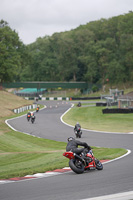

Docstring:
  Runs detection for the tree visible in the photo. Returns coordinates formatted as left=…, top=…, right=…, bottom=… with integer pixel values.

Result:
left=0, top=20, right=23, bottom=83
left=25, top=11, right=133, bottom=86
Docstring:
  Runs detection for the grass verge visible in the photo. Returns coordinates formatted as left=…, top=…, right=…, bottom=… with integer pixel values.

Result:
left=63, top=106, right=133, bottom=133
left=0, top=130, right=126, bottom=179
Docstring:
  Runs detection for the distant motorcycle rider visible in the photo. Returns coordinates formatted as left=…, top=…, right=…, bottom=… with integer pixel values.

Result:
left=74, top=122, right=82, bottom=138
left=30, top=111, right=35, bottom=119
left=74, top=122, right=81, bottom=132
left=66, top=137, right=91, bottom=157
left=29, top=111, right=35, bottom=124
left=36, top=105, right=40, bottom=112
left=27, top=111, right=31, bottom=121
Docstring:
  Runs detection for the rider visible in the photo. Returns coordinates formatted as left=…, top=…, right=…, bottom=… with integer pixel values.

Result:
left=30, top=111, right=35, bottom=118
left=27, top=111, right=31, bottom=120
left=77, top=102, right=81, bottom=107
left=30, top=111, right=34, bottom=116
left=74, top=122, right=81, bottom=132
left=66, top=137, right=91, bottom=159
left=36, top=105, right=40, bottom=112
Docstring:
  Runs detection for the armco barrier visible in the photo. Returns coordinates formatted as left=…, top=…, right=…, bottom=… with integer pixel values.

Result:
left=24, top=96, right=100, bottom=101
left=70, top=97, right=100, bottom=100
left=96, top=102, right=107, bottom=106
left=41, top=97, right=70, bottom=101
left=13, top=104, right=37, bottom=114
left=102, top=108, right=133, bottom=114
left=25, top=97, right=70, bottom=101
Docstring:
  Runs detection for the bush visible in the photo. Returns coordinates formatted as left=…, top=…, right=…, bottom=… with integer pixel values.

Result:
left=92, top=85, right=99, bottom=93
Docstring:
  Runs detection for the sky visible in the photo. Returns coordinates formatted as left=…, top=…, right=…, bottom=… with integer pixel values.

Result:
left=0, top=0, right=133, bottom=45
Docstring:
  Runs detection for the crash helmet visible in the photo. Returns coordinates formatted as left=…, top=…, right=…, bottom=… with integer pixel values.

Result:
left=67, top=137, right=74, bottom=142
left=30, top=112, right=33, bottom=116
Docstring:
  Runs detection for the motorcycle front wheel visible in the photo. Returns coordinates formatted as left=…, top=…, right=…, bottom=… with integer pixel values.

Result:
left=95, top=159, right=103, bottom=170
left=31, top=119, right=34, bottom=124
left=69, top=159, right=85, bottom=174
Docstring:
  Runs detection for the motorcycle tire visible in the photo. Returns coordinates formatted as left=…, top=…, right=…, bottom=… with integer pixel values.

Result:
left=31, top=119, right=34, bottom=124
left=69, top=159, right=85, bottom=174
left=95, top=159, right=103, bottom=170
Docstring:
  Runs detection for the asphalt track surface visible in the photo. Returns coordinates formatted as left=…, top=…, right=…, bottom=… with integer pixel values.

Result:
left=1, top=100, right=133, bottom=200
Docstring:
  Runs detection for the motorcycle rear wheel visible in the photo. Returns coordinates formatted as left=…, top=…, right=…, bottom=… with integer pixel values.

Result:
left=75, top=133, right=81, bottom=138
left=95, top=159, right=103, bottom=170
left=69, top=159, right=85, bottom=174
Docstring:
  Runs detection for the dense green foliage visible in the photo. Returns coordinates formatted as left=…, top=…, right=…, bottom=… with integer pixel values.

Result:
left=0, top=20, right=30, bottom=83
left=1, top=11, right=133, bottom=85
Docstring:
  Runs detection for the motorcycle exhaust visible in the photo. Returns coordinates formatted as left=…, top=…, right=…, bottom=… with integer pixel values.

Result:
left=74, top=153, right=85, bottom=162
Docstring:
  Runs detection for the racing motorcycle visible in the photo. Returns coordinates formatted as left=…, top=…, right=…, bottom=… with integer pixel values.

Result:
left=74, top=127, right=82, bottom=138
left=63, top=149, right=103, bottom=174
left=36, top=107, right=39, bottom=112
left=27, top=114, right=31, bottom=121
left=31, top=115, right=35, bottom=124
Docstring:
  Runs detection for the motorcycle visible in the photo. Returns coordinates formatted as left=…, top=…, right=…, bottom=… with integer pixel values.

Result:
left=63, top=149, right=103, bottom=174
left=36, top=107, right=39, bottom=112
left=27, top=114, right=31, bottom=122
left=74, top=127, right=82, bottom=138
left=31, top=115, right=35, bottom=124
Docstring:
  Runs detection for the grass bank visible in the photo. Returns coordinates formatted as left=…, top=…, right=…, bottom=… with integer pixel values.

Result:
left=0, top=90, right=33, bottom=118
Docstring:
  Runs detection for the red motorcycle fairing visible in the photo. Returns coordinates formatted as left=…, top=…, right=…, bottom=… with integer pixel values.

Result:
left=63, top=151, right=75, bottom=159
left=63, top=151, right=93, bottom=163
left=85, top=153, right=96, bottom=169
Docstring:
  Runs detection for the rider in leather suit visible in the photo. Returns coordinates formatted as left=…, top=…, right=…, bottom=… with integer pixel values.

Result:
left=74, top=122, right=81, bottom=132
left=66, top=137, right=91, bottom=155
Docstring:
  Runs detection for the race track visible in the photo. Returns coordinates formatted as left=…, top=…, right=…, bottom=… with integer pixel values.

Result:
left=1, top=100, right=133, bottom=200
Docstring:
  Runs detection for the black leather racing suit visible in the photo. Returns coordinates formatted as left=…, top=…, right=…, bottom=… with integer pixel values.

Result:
left=66, top=139, right=91, bottom=155
left=74, top=124, right=81, bottom=132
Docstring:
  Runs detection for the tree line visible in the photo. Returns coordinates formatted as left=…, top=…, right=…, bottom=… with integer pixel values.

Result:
left=0, top=11, right=133, bottom=87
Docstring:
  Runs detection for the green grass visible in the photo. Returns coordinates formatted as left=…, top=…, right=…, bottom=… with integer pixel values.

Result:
left=0, top=130, right=126, bottom=179
left=0, top=152, right=67, bottom=179
left=92, top=147, right=126, bottom=160
left=0, top=130, right=68, bottom=179
left=63, top=106, right=133, bottom=133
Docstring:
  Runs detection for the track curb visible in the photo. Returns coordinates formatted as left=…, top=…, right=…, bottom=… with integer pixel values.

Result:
left=0, top=160, right=109, bottom=184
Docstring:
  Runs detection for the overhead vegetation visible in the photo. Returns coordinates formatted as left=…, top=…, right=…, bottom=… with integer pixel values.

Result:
left=0, top=11, right=133, bottom=86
